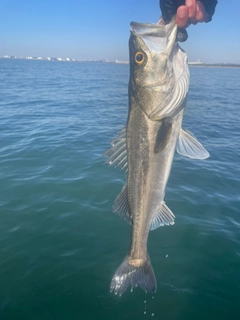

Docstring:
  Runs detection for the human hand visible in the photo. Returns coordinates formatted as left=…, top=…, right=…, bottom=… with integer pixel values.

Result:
left=176, top=0, right=209, bottom=28
left=160, top=0, right=217, bottom=41
left=160, top=0, right=217, bottom=28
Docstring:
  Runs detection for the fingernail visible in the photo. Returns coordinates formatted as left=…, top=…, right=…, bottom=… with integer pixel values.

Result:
left=196, top=3, right=199, bottom=11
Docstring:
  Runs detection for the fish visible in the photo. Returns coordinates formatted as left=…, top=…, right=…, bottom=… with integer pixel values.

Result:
left=105, top=18, right=209, bottom=296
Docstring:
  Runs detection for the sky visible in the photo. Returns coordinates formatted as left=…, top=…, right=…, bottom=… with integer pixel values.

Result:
left=0, top=0, right=240, bottom=63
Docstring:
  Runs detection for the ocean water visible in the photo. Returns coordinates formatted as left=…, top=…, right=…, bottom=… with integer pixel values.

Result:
left=0, top=58, right=240, bottom=320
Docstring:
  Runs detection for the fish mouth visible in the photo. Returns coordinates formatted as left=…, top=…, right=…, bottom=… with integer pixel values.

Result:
left=130, top=19, right=177, bottom=53
left=130, top=22, right=167, bottom=37
left=130, top=18, right=176, bottom=36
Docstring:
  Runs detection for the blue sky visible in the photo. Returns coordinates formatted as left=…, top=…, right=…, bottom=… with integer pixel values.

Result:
left=1, top=0, right=240, bottom=63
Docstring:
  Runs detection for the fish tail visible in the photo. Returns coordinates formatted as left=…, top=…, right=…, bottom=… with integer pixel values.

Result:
left=110, top=255, right=156, bottom=296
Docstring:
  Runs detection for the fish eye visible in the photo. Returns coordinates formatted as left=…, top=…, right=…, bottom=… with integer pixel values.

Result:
left=134, top=52, right=145, bottom=65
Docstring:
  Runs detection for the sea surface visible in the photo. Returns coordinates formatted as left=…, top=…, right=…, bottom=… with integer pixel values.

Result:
left=0, top=58, right=240, bottom=320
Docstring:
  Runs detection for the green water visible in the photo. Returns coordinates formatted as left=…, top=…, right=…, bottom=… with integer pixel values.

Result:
left=1, top=59, right=240, bottom=319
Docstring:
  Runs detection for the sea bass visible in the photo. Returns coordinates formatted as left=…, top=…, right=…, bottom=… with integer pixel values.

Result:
left=105, top=18, right=209, bottom=296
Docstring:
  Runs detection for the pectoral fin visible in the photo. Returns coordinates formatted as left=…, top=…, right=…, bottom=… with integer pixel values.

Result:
left=150, top=202, right=175, bottom=230
left=176, top=129, right=210, bottom=159
left=154, top=121, right=172, bottom=153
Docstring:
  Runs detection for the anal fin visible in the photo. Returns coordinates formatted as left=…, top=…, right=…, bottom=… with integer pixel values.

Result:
left=150, top=202, right=175, bottom=230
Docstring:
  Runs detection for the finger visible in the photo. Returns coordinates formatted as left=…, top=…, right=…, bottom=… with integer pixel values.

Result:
left=186, top=0, right=197, bottom=21
left=196, top=1, right=209, bottom=22
left=176, top=6, right=189, bottom=28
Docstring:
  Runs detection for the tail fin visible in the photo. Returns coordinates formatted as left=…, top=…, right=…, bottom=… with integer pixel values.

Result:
left=110, top=256, right=157, bottom=296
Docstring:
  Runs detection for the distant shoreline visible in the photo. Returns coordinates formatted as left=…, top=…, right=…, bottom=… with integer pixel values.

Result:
left=188, top=63, right=240, bottom=68
left=0, top=57, right=129, bottom=64
left=1, top=57, right=240, bottom=68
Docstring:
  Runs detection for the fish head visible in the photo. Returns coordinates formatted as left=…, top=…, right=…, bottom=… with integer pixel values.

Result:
left=129, top=19, right=188, bottom=120
left=129, top=22, right=175, bottom=86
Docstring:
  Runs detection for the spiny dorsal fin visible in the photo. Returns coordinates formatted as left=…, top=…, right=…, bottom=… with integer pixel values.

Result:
left=150, top=202, right=175, bottom=230
left=176, top=128, right=210, bottom=160
left=104, top=127, right=128, bottom=172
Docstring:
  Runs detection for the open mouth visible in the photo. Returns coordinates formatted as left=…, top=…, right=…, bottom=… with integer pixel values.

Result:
left=130, top=19, right=176, bottom=53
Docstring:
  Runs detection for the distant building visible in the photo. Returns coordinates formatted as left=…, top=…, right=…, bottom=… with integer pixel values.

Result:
left=188, top=59, right=203, bottom=65
left=115, top=59, right=129, bottom=64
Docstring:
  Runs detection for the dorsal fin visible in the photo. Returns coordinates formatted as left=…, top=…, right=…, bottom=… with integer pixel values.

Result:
left=113, top=184, right=132, bottom=224
left=104, top=127, right=128, bottom=172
